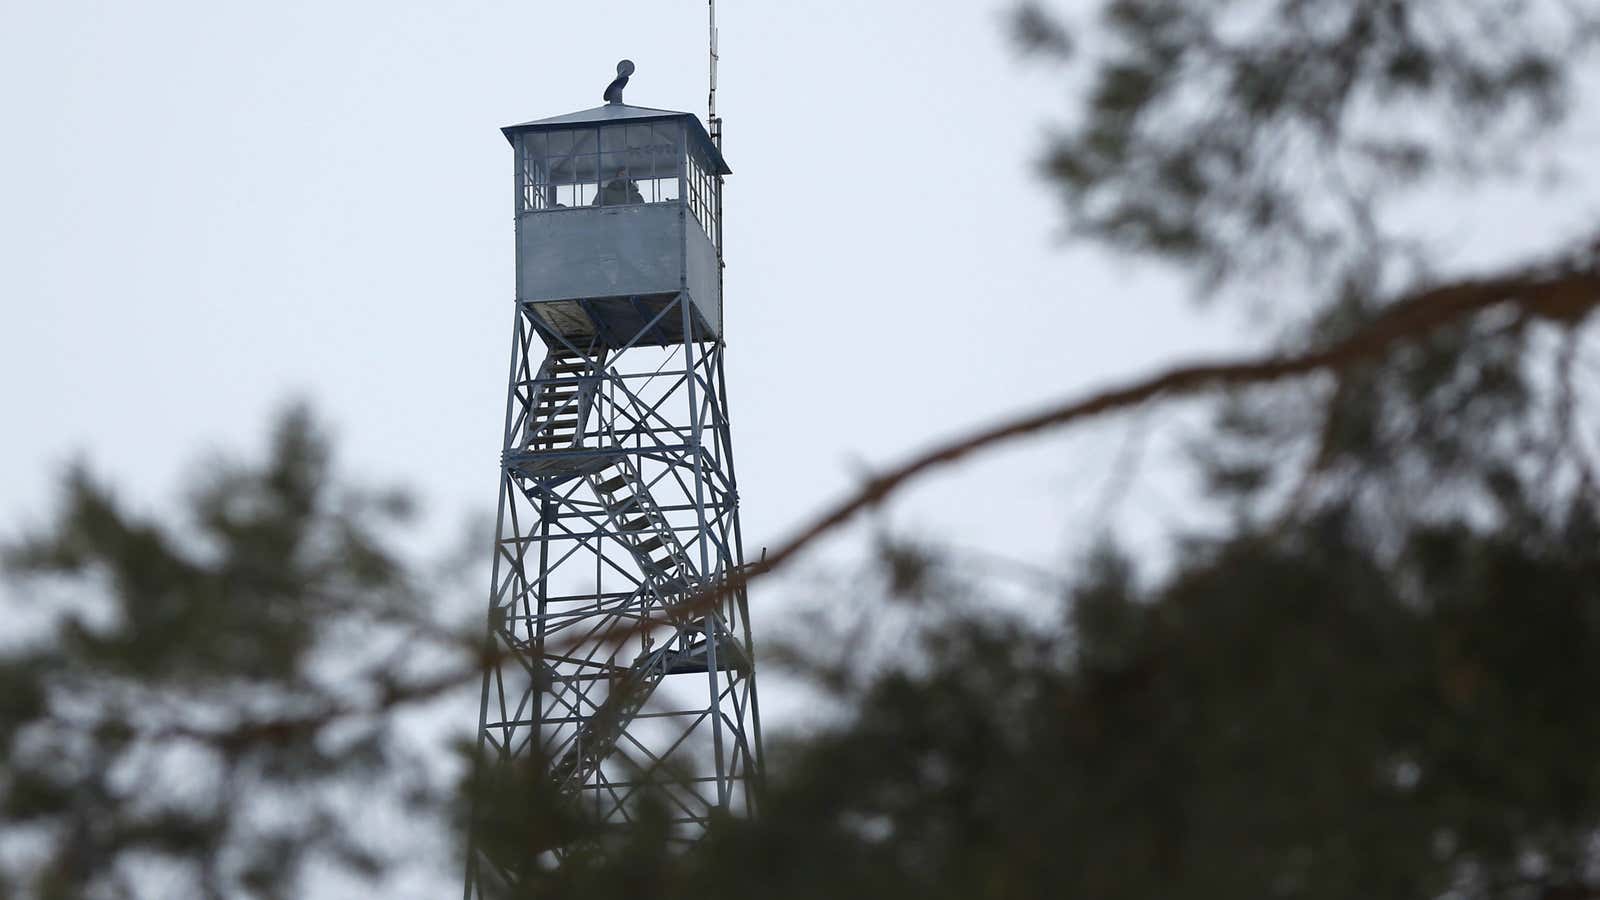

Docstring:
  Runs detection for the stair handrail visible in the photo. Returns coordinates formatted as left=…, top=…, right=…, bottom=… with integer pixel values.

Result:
left=550, top=637, right=682, bottom=789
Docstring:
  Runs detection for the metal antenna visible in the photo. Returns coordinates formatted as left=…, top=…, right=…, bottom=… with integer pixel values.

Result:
left=708, top=0, right=722, bottom=146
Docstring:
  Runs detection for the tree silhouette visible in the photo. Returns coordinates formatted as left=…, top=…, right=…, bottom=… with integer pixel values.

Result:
left=1, top=407, right=460, bottom=898
left=5, top=2, right=1600, bottom=897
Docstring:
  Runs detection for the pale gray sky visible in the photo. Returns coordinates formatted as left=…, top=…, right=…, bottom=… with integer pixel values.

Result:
left=5, top=3, right=1599, bottom=895
left=8, top=0, right=1600, bottom=676
left=0, top=8, right=1249, bottom=892
left=0, top=0, right=1249, bottom=589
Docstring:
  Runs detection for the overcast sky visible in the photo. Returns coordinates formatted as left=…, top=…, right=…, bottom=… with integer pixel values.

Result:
left=0, top=7, right=1254, bottom=891
left=0, top=0, right=1259, bottom=595
left=7, top=2, right=1600, bottom=895
left=7, top=0, right=1599, bottom=669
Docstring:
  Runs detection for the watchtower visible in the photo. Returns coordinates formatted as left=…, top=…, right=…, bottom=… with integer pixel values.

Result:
left=465, top=62, right=763, bottom=893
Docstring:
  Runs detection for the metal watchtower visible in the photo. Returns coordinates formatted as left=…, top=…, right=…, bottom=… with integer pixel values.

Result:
left=465, top=62, right=763, bottom=893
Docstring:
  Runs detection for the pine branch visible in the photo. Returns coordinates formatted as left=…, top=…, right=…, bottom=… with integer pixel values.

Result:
left=699, top=239, right=1600, bottom=606
left=158, top=240, right=1600, bottom=738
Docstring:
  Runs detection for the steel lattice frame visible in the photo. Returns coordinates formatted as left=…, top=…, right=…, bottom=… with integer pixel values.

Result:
left=464, top=292, right=763, bottom=896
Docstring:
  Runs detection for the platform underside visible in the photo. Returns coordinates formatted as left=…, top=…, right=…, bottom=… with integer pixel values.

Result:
left=526, top=292, right=717, bottom=348
left=503, top=446, right=623, bottom=482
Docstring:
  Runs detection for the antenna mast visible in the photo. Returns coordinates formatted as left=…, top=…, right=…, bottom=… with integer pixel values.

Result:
left=708, top=0, right=722, bottom=147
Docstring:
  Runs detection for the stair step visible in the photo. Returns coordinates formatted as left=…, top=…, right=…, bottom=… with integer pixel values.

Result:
left=620, top=517, right=651, bottom=532
left=608, top=497, right=638, bottom=515
left=597, top=475, right=628, bottom=493
left=548, top=641, right=673, bottom=790
left=635, top=536, right=664, bottom=553
left=548, top=362, right=590, bottom=375
left=652, top=555, right=677, bottom=570
left=547, top=346, right=594, bottom=359
left=656, top=577, right=692, bottom=595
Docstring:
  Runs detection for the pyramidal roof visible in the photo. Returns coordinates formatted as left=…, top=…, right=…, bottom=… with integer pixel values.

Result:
left=504, top=102, right=688, bottom=129
left=501, top=102, right=730, bottom=174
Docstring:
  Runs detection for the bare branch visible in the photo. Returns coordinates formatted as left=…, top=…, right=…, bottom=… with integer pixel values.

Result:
left=706, top=244, right=1600, bottom=604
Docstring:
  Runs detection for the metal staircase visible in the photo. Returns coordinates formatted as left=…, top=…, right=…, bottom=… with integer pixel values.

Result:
left=520, top=342, right=747, bottom=798
left=549, top=639, right=674, bottom=789
left=522, top=344, right=603, bottom=453
left=548, top=622, right=747, bottom=794
left=590, top=456, right=701, bottom=615
left=469, top=91, right=762, bottom=896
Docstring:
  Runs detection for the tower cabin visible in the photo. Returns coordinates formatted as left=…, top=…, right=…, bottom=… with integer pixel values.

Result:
left=503, top=93, right=729, bottom=347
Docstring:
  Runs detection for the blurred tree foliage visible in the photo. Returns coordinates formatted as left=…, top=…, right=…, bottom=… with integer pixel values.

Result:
left=0, top=407, right=454, bottom=898
left=6, top=2, right=1600, bottom=898
left=517, top=2, right=1600, bottom=898
left=1007, top=0, right=1600, bottom=540
left=1019, top=0, right=1598, bottom=294
left=515, top=504, right=1600, bottom=900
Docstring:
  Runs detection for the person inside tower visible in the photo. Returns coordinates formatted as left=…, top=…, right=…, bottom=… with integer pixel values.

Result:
left=594, top=167, right=644, bottom=206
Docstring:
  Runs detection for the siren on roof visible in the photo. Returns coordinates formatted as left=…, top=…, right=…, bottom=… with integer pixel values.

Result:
left=603, top=59, right=635, bottom=104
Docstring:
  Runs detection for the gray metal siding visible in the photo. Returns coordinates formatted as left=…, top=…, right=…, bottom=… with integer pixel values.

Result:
left=517, top=204, right=685, bottom=303
left=685, top=221, right=721, bottom=334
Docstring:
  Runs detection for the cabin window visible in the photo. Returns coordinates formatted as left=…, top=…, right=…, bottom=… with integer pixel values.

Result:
left=519, top=123, right=683, bottom=212
left=685, top=144, right=721, bottom=248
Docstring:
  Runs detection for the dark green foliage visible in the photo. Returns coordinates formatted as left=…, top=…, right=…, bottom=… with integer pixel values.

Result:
left=512, top=501, right=1600, bottom=899
left=461, top=748, right=695, bottom=899
left=0, top=404, right=438, bottom=898
left=511, top=4, right=1600, bottom=896
left=1010, top=1, right=1073, bottom=58
left=1018, top=0, right=1600, bottom=293
left=7, top=3, right=1600, bottom=897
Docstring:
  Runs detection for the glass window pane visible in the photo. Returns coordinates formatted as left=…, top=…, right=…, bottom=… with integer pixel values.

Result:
left=518, top=122, right=706, bottom=210
left=653, top=122, right=682, bottom=154
left=554, top=154, right=599, bottom=187
left=523, top=132, right=546, bottom=162
left=528, top=162, right=553, bottom=201
left=599, top=154, right=644, bottom=205
left=599, top=152, right=630, bottom=179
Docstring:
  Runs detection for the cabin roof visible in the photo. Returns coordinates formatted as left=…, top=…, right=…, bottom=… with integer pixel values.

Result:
left=502, top=103, right=730, bottom=175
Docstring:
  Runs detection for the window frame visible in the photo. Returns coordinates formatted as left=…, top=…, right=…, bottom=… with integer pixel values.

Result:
left=517, top=120, right=689, bottom=214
